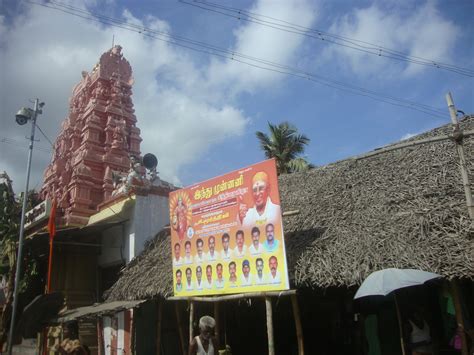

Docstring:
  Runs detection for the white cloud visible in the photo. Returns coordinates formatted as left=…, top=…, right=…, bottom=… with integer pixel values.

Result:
left=322, top=2, right=459, bottom=78
left=207, top=0, right=316, bottom=97
left=0, top=0, right=315, bottom=190
left=400, top=132, right=416, bottom=140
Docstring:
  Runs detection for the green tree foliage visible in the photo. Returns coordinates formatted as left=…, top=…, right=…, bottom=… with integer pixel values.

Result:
left=256, top=122, right=313, bottom=174
left=0, top=172, right=43, bottom=346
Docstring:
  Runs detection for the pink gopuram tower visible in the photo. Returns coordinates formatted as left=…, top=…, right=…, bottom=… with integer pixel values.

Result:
left=41, top=46, right=142, bottom=226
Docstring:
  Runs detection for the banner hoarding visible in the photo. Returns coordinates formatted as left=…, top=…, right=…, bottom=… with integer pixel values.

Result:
left=170, top=159, right=289, bottom=296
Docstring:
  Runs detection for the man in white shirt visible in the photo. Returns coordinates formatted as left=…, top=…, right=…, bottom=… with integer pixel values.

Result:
left=220, top=233, right=233, bottom=259
left=195, top=266, right=204, bottom=291
left=249, top=226, right=263, bottom=256
left=233, top=230, right=247, bottom=258
left=240, top=259, right=253, bottom=286
left=204, top=265, right=213, bottom=289
left=173, top=242, right=183, bottom=266
left=184, top=241, right=193, bottom=264
left=214, top=263, right=225, bottom=289
left=185, top=267, right=194, bottom=291
left=238, top=171, right=281, bottom=228
left=268, top=256, right=281, bottom=284
left=175, top=269, right=183, bottom=292
left=255, top=258, right=266, bottom=285
left=228, top=261, right=238, bottom=287
left=206, top=235, right=217, bottom=261
left=194, top=238, right=205, bottom=263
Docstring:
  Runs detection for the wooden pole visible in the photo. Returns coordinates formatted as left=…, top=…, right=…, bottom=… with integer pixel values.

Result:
left=189, top=301, right=195, bottom=344
left=168, top=289, right=297, bottom=302
left=290, top=294, right=304, bottom=355
left=446, top=92, right=474, bottom=219
left=213, top=302, right=220, bottom=347
left=265, top=297, right=275, bottom=355
left=175, top=303, right=186, bottom=355
left=394, top=294, right=406, bottom=355
left=156, top=299, right=163, bottom=355
left=451, top=281, right=469, bottom=355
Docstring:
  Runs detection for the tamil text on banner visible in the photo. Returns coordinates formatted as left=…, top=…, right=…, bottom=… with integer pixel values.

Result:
left=169, top=158, right=289, bottom=296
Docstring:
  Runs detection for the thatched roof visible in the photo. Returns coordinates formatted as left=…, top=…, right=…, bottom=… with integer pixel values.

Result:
left=106, top=116, right=474, bottom=301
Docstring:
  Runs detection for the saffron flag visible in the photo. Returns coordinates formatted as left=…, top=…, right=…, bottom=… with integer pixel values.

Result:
left=47, top=199, right=56, bottom=240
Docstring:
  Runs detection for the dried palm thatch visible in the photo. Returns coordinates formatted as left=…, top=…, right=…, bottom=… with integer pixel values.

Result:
left=280, top=115, right=474, bottom=288
left=107, top=116, right=474, bottom=301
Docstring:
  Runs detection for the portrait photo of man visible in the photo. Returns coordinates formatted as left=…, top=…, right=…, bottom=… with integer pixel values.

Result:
left=234, top=230, right=247, bottom=258
left=175, top=269, right=183, bottom=292
left=206, top=235, right=217, bottom=261
left=238, top=171, right=281, bottom=228
left=263, top=223, right=279, bottom=253
left=255, top=258, right=266, bottom=285
left=240, top=259, right=253, bottom=286
left=195, top=238, right=205, bottom=263
left=205, top=265, right=213, bottom=289
left=195, top=266, right=203, bottom=291
left=249, top=226, right=263, bottom=255
left=185, top=267, right=194, bottom=291
left=221, top=233, right=233, bottom=259
left=228, top=261, right=237, bottom=286
left=215, top=263, right=224, bottom=289
left=268, top=256, right=281, bottom=284
left=173, top=242, right=183, bottom=266
left=184, top=241, right=193, bottom=264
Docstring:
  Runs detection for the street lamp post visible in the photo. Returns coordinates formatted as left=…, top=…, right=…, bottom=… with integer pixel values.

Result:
left=7, top=98, right=44, bottom=355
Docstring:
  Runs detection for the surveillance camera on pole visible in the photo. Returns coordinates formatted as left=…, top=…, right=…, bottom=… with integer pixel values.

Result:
left=7, top=99, right=44, bottom=355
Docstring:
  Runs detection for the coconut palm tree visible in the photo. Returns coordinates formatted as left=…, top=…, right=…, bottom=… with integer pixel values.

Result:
left=256, top=121, right=313, bottom=174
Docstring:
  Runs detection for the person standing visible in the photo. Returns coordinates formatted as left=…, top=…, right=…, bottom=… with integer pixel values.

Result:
left=189, top=316, right=219, bottom=355
left=404, top=309, right=434, bottom=355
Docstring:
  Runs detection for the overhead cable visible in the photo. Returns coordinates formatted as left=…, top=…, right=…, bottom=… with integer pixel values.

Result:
left=29, top=0, right=447, bottom=118
left=180, top=0, right=474, bottom=77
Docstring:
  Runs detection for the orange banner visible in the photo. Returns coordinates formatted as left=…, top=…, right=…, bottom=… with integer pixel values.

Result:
left=170, top=159, right=289, bottom=296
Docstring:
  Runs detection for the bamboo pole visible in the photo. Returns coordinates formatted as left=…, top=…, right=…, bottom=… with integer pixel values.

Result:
left=451, top=281, right=468, bottom=355
left=189, top=301, right=195, bottom=344
left=175, top=303, right=186, bottom=355
left=282, top=210, right=300, bottom=217
left=156, top=299, right=163, bottom=355
left=290, top=294, right=304, bottom=355
left=394, top=294, right=406, bottom=355
left=167, top=289, right=297, bottom=302
left=213, top=302, right=220, bottom=347
left=446, top=93, right=474, bottom=219
left=265, top=297, right=275, bottom=355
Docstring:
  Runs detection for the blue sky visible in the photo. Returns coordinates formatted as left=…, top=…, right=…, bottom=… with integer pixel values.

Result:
left=1, top=0, right=473, bottom=191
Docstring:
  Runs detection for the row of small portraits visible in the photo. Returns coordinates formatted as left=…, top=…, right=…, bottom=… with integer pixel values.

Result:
left=175, top=255, right=282, bottom=292
left=173, top=224, right=280, bottom=265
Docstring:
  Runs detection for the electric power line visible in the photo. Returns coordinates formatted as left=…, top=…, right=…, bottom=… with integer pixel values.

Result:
left=180, top=0, right=474, bottom=77
left=35, top=123, right=55, bottom=147
left=29, top=0, right=448, bottom=119
left=0, top=136, right=51, bottom=153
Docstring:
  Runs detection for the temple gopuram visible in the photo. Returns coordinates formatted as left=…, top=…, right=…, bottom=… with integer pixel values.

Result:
left=41, top=45, right=150, bottom=226
left=16, top=47, right=175, bottom=354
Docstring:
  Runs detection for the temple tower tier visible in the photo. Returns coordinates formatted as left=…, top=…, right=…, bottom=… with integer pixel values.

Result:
left=41, top=46, right=143, bottom=226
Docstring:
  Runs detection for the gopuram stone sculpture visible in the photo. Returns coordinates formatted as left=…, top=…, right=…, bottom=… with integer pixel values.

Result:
left=41, top=46, right=168, bottom=226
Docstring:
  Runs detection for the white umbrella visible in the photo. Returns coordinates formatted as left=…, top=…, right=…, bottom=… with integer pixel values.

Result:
left=354, top=268, right=442, bottom=355
left=354, top=268, right=442, bottom=299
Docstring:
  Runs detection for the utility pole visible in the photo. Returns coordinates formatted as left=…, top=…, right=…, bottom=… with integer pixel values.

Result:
left=7, top=99, right=43, bottom=355
left=446, top=92, right=474, bottom=219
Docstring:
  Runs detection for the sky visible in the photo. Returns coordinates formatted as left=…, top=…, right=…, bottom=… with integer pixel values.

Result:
left=1, top=0, right=473, bottom=193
